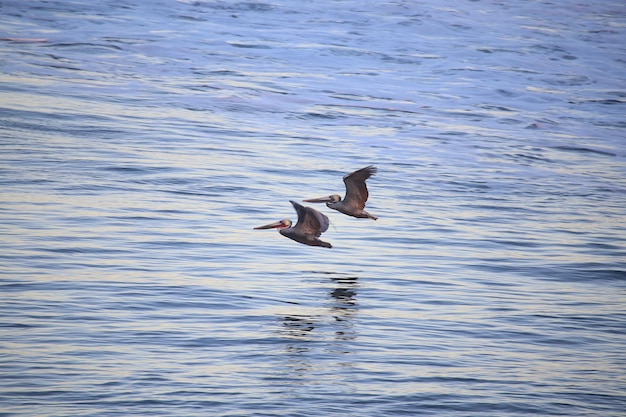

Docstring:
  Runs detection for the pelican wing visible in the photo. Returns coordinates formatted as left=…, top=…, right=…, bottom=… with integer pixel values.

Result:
left=290, top=200, right=329, bottom=237
left=310, top=206, right=330, bottom=234
left=342, top=165, right=377, bottom=210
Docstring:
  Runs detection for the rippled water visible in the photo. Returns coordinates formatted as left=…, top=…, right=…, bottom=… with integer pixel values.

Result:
left=1, top=1, right=625, bottom=416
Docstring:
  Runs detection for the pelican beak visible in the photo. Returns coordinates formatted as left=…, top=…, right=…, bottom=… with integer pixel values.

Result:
left=254, top=221, right=284, bottom=230
left=303, top=195, right=333, bottom=203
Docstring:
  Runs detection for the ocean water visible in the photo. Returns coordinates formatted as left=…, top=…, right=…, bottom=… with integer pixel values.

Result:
left=1, top=1, right=625, bottom=416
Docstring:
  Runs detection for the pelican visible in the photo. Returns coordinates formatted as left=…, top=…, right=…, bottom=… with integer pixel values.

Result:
left=254, top=200, right=332, bottom=248
left=304, top=165, right=378, bottom=220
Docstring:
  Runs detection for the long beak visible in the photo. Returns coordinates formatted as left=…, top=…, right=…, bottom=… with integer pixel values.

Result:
left=254, top=221, right=284, bottom=230
left=303, top=196, right=333, bottom=203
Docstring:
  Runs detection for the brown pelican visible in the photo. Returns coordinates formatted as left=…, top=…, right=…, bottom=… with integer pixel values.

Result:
left=304, top=165, right=378, bottom=220
left=254, top=200, right=332, bottom=248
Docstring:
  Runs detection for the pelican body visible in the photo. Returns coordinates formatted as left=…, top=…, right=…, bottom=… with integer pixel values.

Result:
left=254, top=200, right=332, bottom=248
left=304, top=165, right=378, bottom=220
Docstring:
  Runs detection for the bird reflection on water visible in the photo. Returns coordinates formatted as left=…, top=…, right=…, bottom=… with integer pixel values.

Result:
left=327, top=276, right=359, bottom=345
left=273, top=274, right=360, bottom=382
left=278, top=275, right=359, bottom=341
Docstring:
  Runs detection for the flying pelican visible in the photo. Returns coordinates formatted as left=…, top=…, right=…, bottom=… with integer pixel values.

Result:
left=304, top=165, right=378, bottom=220
left=254, top=200, right=332, bottom=248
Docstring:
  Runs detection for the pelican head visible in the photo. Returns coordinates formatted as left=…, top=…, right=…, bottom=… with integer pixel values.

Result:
left=253, top=219, right=292, bottom=230
left=303, top=194, right=341, bottom=206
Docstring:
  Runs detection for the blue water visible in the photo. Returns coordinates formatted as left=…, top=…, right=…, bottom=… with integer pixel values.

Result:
left=1, top=1, right=625, bottom=416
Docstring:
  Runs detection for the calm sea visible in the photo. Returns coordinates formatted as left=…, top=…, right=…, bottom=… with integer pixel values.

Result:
left=1, top=1, right=625, bottom=416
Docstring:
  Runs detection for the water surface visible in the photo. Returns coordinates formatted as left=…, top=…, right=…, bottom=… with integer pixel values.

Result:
left=1, top=1, right=625, bottom=416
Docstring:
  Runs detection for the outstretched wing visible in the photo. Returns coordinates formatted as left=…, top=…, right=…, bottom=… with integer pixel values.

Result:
left=343, top=165, right=377, bottom=210
left=290, top=200, right=329, bottom=237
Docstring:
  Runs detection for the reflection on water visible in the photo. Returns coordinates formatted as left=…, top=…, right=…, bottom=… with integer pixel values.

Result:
left=328, top=276, right=359, bottom=344
left=277, top=274, right=359, bottom=344
left=281, top=315, right=316, bottom=338
left=274, top=274, right=360, bottom=384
